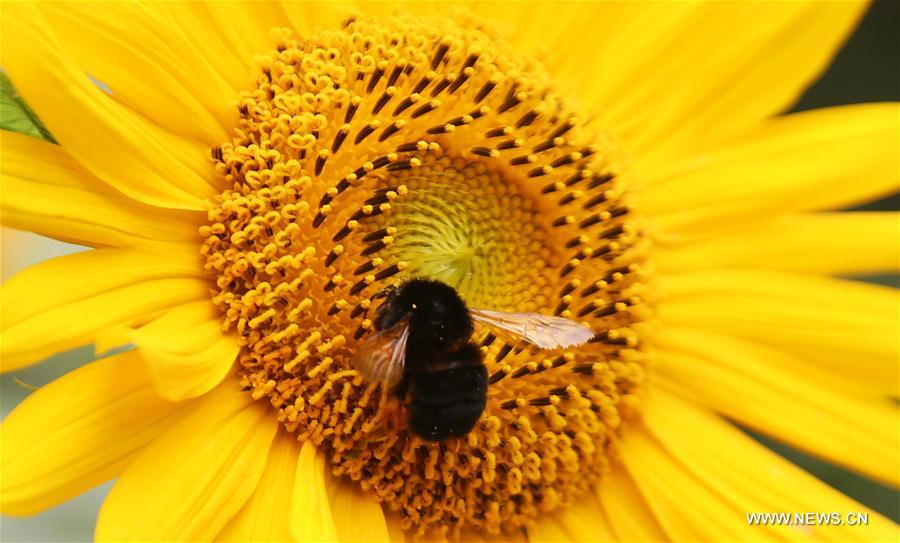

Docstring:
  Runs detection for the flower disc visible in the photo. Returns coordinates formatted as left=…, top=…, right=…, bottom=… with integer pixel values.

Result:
left=201, top=14, right=651, bottom=536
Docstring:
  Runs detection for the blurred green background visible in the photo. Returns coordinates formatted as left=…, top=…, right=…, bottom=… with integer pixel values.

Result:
left=1, top=1, right=898, bottom=541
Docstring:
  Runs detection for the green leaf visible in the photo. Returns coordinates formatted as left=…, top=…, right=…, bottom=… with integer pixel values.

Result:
left=1, top=71, right=56, bottom=143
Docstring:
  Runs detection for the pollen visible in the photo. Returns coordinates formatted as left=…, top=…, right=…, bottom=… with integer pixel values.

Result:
left=201, top=13, right=651, bottom=538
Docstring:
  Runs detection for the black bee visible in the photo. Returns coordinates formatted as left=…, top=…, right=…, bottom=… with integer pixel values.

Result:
left=352, top=278, right=594, bottom=441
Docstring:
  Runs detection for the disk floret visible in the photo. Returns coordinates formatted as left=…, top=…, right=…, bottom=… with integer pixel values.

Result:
left=201, top=14, right=650, bottom=536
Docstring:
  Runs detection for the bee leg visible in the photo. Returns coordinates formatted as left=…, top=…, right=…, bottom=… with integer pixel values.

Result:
left=372, top=282, right=400, bottom=300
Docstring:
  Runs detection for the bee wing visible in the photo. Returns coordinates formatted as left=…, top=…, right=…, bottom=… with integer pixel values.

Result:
left=351, top=321, right=409, bottom=387
left=469, top=309, right=594, bottom=349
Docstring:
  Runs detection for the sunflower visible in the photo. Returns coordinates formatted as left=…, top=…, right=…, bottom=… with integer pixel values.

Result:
left=1, top=1, right=898, bottom=542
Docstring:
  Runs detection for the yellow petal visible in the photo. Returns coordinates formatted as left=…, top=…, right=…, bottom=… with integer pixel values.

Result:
left=655, top=328, right=899, bottom=486
left=527, top=489, right=616, bottom=543
left=634, top=389, right=898, bottom=542
left=641, top=103, right=900, bottom=238
left=459, top=526, right=527, bottom=543
left=1, top=3, right=214, bottom=210
left=0, top=227, right=82, bottom=282
left=1, top=131, right=203, bottom=248
left=37, top=2, right=234, bottom=145
left=280, top=0, right=349, bottom=35
left=658, top=269, right=900, bottom=394
left=620, top=423, right=761, bottom=542
left=193, top=1, right=289, bottom=75
left=95, top=379, right=278, bottom=542
left=128, top=301, right=239, bottom=401
left=1, top=247, right=208, bottom=372
left=217, top=431, right=300, bottom=543
left=0, top=351, right=187, bottom=516
left=396, top=1, right=863, bottom=166
left=291, top=441, right=338, bottom=542
left=385, top=512, right=408, bottom=543
left=656, top=212, right=900, bottom=275
left=328, top=467, right=392, bottom=543
left=616, top=1, right=868, bottom=166
left=149, top=1, right=269, bottom=93
left=596, top=466, right=668, bottom=542
left=288, top=442, right=391, bottom=542
left=491, top=0, right=699, bottom=100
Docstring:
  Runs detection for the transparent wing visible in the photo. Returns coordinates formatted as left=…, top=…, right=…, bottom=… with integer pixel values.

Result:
left=469, top=309, right=594, bottom=349
left=351, top=321, right=409, bottom=387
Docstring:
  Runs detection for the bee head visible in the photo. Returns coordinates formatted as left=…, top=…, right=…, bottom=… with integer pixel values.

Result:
left=381, top=278, right=473, bottom=348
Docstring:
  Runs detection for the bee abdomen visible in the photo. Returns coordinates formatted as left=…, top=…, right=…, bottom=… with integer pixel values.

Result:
left=408, top=364, right=487, bottom=441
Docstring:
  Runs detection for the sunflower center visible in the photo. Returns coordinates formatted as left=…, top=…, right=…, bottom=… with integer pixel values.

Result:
left=202, top=13, right=650, bottom=537
left=363, top=155, right=560, bottom=312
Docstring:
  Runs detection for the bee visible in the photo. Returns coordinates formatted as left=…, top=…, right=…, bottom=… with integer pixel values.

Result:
left=352, top=278, right=594, bottom=441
